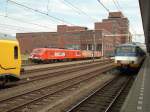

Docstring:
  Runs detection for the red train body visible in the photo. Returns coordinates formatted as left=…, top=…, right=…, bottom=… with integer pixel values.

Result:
left=29, top=48, right=101, bottom=63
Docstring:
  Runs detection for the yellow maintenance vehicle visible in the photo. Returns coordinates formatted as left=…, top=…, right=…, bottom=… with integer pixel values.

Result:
left=0, top=34, right=21, bottom=86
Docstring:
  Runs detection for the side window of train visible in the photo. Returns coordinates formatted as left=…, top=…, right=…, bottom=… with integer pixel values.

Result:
left=137, top=47, right=140, bottom=56
left=136, top=47, right=141, bottom=56
left=14, top=46, right=18, bottom=59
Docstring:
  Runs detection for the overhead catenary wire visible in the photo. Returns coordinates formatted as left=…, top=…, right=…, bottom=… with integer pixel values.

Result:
left=62, top=0, right=99, bottom=21
left=0, top=14, right=54, bottom=30
left=2, top=0, right=138, bottom=37
left=2, top=0, right=55, bottom=31
left=112, top=0, right=120, bottom=11
left=61, top=1, right=81, bottom=15
left=47, top=0, right=50, bottom=14
left=0, top=23, right=48, bottom=33
left=8, top=0, right=76, bottom=25
left=5, top=0, right=9, bottom=17
left=111, top=0, right=137, bottom=36
left=0, top=24, right=25, bottom=32
left=7, top=0, right=63, bottom=24
left=96, top=0, right=138, bottom=42
left=97, top=0, right=110, bottom=13
left=0, top=23, right=39, bottom=31
left=114, top=0, right=123, bottom=10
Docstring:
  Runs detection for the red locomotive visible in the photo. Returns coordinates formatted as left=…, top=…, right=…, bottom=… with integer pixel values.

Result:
left=29, top=48, right=101, bottom=63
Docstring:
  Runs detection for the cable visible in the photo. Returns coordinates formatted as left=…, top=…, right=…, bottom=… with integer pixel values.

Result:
left=96, top=0, right=137, bottom=43
left=5, top=0, right=9, bottom=17
left=47, top=0, right=50, bottom=14
left=115, top=0, right=123, bottom=10
left=110, top=0, right=137, bottom=38
left=0, top=23, right=42, bottom=32
left=8, top=0, right=60, bottom=24
left=97, top=0, right=110, bottom=13
left=61, top=1, right=81, bottom=15
left=0, top=25, right=23, bottom=31
left=112, top=0, right=120, bottom=11
left=63, top=0, right=98, bottom=21
left=0, top=23, right=36, bottom=31
left=8, top=0, right=75, bottom=25
left=2, top=1, right=55, bottom=31
left=0, top=14, right=54, bottom=30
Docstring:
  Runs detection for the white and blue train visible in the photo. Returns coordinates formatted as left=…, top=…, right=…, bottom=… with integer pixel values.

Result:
left=114, top=43, right=146, bottom=68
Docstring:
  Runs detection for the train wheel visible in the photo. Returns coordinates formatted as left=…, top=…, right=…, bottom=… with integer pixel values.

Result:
left=0, top=79, right=6, bottom=88
left=43, top=60, right=49, bottom=64
left=63, top=59, right=67, bottom=62
left=54, top=60, right=57, bottom=62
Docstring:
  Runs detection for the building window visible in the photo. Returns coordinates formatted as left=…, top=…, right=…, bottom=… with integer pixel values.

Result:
left=96, top=44, right=102, bottom=51
left=81, top=44, right=87, bottom=50
left=65, top=44, right=80, bottom=50
left=88, top=44, right=92, bottom=50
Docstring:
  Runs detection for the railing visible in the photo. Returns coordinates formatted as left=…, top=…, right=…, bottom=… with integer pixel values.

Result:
left=21, top=59, right=34, bottom=66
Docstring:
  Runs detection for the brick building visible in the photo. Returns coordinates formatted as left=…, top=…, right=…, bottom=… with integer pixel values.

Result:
left=16, top=11, right=131, bottom=56
left=95, top=11, right=131, bottom=46
left=17, top=32, right=59, bottom=54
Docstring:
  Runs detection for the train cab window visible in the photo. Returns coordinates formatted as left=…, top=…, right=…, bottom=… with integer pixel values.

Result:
left=116, top=46, right=135, bottom=53
left=14, top=46, right=18, bottom=59
left=33, top=49, right=42, bottom=54
left=136, top=47, right=141, bottom=56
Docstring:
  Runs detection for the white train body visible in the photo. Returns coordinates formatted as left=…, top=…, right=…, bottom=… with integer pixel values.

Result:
left=114, top=43, right=145, bottom=68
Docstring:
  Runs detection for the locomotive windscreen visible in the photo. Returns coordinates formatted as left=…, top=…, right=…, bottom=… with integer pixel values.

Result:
left=32, top=49, right=44, bottom=54
left=116, top=46, right=135, bottom=53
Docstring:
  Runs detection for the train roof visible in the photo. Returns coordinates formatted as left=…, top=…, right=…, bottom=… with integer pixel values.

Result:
left=0, top=39, right=19, bottom=44
left=33, top=48, right=80, bottom=51
left=116, top=43, right=146, bottom=52
left=117, top=43, right=139, bottom=47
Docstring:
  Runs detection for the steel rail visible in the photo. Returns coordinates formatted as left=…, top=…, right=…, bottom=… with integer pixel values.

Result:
left=19, top=61, right=113, bottom=85
left=0, top=65, right=114, bottom=112
left=66, top=75, right=132, bottom=112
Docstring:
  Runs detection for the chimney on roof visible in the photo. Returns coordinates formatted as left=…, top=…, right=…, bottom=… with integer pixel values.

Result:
left=109, top=12, right=124, bottom=18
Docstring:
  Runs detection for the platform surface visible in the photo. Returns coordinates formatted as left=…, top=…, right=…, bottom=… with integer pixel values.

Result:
left=121, top=56, right=150, bottom=112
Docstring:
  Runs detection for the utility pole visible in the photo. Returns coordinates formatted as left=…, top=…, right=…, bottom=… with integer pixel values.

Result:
left=92, top=30, right=96, bottom=62
left=102, top=32, right=104, bottom=57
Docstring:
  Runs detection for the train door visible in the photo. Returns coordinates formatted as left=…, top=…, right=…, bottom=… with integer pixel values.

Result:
left=13, top=45, right=21, bottom=71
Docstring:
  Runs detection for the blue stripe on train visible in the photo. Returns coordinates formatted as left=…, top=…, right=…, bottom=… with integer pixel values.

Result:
left=115, top=52, right=137, bottom=56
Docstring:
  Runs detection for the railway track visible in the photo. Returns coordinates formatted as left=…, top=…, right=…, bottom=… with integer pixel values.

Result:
left=0, top=62, right=116, bottom=112
left=106, top=76, right=135, bottom=112
left=0, top=61, right=115, bottom=100
left=66, top=75, right=133, bottom=112
left=22, top=59, right=111, bottom=74
left=21, top=58, right=105, bottom=67
left=19, top=60, right=113, bottom=84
